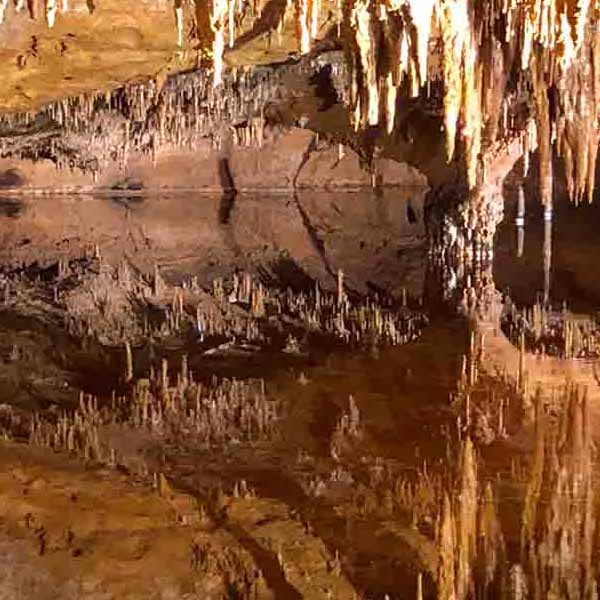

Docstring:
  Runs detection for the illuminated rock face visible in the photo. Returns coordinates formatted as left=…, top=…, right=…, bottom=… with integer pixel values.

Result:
left=342, top=0, right=600, bottom=204
left=1, top=0, right=600, bottom=208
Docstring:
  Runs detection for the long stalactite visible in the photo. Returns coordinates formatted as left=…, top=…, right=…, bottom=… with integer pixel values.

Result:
left=342, top=0, right=600, bottom=203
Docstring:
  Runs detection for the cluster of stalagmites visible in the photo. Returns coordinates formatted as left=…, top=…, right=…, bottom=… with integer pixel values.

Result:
left=337, top=454, right=445, bottom=531
left=163, top=266, right=425, bottom=348
left=189, top=537, right=269, bottom=599
left=21, top=358, right=278, bottom=462
left=451, top=330, right=512, bottom=446
left=271, top=273, right=426, bottom=347
left=502, top=299, right=600, bottom=359
left=2, top=253, right=427, bottom=351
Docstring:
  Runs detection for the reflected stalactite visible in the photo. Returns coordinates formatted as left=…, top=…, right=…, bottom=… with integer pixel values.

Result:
left=520, top=386, right=597, bottom=600
left=516, top=184, right=525, bottom=258
left=456, top=437, right=477, bottom=599
left=476, top=481, right=505, bottom=598
left=543, top=209, right=552, bottom=305
left=437, top=493, right=457, bottom=600
left=432, top=228, right=598, bottom=595
left=434, top=297, right=600, bottom=598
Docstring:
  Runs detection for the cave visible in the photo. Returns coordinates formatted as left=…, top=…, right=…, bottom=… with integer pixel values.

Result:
left=0, top=1, right=599, bottom=598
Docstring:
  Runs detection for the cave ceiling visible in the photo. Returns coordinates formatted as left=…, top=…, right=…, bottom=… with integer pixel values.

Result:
left=0, top=0, right=598, bottom=204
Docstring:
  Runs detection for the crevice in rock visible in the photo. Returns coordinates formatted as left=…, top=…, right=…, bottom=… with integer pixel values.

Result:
left=218, top=157, right=238, bottom=225
left=292, top=190, right=334, bottom=280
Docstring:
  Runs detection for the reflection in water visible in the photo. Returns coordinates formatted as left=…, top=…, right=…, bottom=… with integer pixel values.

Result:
left=108, top=195, right=145, bottom=210
left=407, top=201, right=418, bottom=225
left=496, top=188, right=600, bottom=313
left=543, top=209, right=553, bottom=305
left=0, top=189, right=598, bottom=597
left=218, top=189, right=237, bottom=225
left=0, top=197, right=24, bottom=218
left=218, top=157, right=237, bottom=226
left=0, top=168, right=25, bottom=188
left=516, top=185, right=525, bottom=258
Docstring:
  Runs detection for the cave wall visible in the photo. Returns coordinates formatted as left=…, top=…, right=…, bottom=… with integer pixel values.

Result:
left=0, top=128, right=427, bottom=193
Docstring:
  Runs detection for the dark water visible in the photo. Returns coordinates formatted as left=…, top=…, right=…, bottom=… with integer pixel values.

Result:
left=495, top=190, right=600, bottom=313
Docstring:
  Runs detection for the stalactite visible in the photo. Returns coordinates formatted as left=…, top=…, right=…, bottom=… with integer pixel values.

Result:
left=175, top=1, right=184, bottom=47
left=0, top=60, right=317, bottom=174
left=341, top=0, right=600, bottom=200
left=531, top=51, right=553, bottom=209
left=407, top=0, right=435, bottom=87
left=439, top=0, right=469, bottom=166
left=228, top=0, right=236, bottom=47
left=0, top=0, right=9, bottom=24
left=211, top=0, right=229, bottom=86
left=351, top=0, right=378, bottom=126
left=46, top=0, right=58, bottom=27
left=3, top=0, right=600, bottom=203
